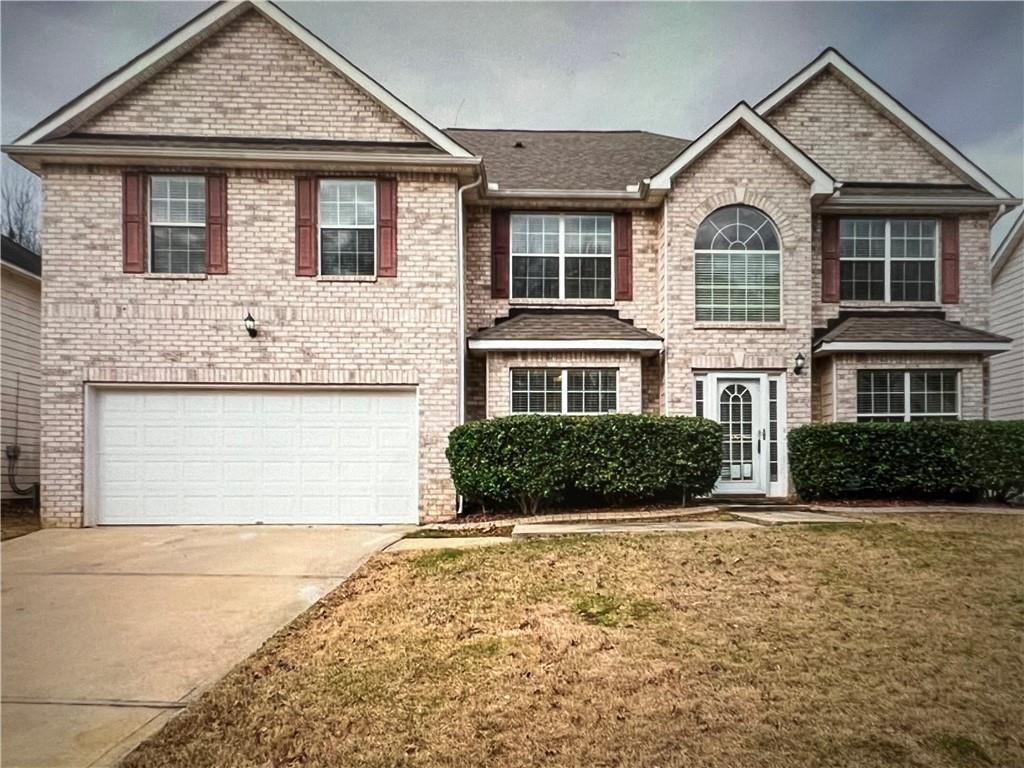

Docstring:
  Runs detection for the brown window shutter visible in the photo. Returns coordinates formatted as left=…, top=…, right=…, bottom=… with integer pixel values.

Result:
left=941, top=217, right=959, bottom=303
left=205, top=174, right=228, bottom=274
left=122, top=171, right=146, bottom=273
left=295, top=176, right=318, bottom=276
left=491, top=209, right=510, bottom=298
left=377, top=179, right=398, bottom=277
left=821, top=215, right=840, bottom=302
left=614, top=211, right=633, bottom=301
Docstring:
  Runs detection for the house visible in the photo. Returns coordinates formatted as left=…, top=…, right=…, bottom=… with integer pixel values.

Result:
left=1, top=234, right=42, bottom=504
left=989, top=211, right=1024, bottom=420
left=3, top=1, right=1018, bottom=527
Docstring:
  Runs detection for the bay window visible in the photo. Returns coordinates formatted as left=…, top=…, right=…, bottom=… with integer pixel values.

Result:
left=856, top=369, right=959, bottom=422
left=511, top=214, right=613, bottom=300
left=510, top=368, right=617, bottom=414
left=839, top=218, right=937, bottom=302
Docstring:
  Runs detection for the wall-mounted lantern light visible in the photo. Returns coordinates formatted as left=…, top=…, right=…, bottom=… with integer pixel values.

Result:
left=793, top=351, right=806, bottom=375
left=243, top=312, right=258, bottom=338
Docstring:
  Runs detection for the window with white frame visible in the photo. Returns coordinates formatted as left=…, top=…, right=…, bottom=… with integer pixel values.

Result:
left=694, top=206, right=781, bottom=322
left=319, top=179, right=376, bottom=276
left=856, top=369, right=959, bottom=422
left=839, top=218, right=937, bottom=302
left=510, top=368, right=617, bottom=414
left=150, top=176, right=206, bottom=273
left=511, top=214, right=613, bottom=300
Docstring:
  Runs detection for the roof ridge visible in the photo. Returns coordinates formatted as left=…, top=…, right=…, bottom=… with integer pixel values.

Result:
left=445, top=127, right=689, bottom=141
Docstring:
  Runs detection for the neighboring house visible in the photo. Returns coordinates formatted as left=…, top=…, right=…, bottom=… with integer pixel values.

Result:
left=2, top=1, right=1018, bottom=527
left=1, top=234, right=42, bottom=503
left=989, top=211, right=1024, bottom=419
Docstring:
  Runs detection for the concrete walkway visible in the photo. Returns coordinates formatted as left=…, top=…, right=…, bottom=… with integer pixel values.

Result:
left=1, top=525, right=408, bottom=768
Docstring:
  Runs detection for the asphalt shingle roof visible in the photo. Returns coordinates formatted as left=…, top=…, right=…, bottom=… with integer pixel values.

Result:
left=445, top=129, right=689, bottom=192
left=471, top=312, right=662, bottom=342
left=1, top=234, right=41, bottom=276
left=815, top=314, right=1010, bottom=346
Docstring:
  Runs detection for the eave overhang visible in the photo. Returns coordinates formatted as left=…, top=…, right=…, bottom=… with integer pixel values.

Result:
left=467, top=338, right=663, bottom=353
left=813, top=340, right=1012, bottom=357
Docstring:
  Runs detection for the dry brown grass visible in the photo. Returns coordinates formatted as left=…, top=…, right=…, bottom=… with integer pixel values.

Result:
left=124, top=514, right=1024, bottom=768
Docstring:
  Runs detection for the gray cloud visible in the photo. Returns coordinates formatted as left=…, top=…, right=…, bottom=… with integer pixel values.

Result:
left=3, top=1, right=1021, bottom=240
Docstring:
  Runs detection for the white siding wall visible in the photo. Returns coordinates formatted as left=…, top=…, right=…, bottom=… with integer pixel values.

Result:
left=1, top=265, right=41, bottom=500
left=990, top=244, right=1024, bottom=420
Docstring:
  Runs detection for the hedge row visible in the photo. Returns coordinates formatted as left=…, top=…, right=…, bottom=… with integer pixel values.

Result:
left=788, top=420, right=1024, bottom=501
left=446, top=415, right=722, bottom=514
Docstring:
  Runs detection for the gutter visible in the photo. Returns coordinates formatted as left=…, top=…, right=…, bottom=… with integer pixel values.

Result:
left=819, top=196, right=1021, bottom=209
left=813, top=340, right=1012, bottom=356
left=467, top=338, right=663, bottom=352
left=2, top=143, right=483, bottom=172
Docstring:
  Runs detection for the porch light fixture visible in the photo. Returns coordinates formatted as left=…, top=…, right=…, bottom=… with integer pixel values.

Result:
left=793, top=351, right=806, bottom=375
left=243, top=312, right=258, bottom=338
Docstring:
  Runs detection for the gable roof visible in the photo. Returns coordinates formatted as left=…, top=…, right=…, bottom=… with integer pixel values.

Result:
left=11, top=1, right=473, bottom=158
left=1, top=234, right=42, bottom=278
left=992, top=209, right=1024, bottom=280
left=446, top=129, right=689, bottom=193
left=755, top=48, right=1015, bottom=200
left=648, top=102, right=834, bottom=194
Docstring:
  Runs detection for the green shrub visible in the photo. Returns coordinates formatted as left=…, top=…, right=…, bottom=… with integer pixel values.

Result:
left=788, top=420, right=1024, bottom=501
left=446, top=414, right=721, bottom=514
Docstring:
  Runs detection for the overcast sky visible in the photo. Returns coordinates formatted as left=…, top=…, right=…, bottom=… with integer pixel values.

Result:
left=2, top=1, right=1022, bottom=242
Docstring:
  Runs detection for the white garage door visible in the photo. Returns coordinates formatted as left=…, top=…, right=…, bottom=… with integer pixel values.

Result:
left=91, top=388, right=418, bottom=525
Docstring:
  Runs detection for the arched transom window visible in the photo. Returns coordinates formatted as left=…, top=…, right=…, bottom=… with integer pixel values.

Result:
left=694, top=205, right=781, bottom=323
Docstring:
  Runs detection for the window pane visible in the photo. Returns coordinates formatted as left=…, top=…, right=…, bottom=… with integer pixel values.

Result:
left=511, top=368, right=562, bottom=413
left=511, top=255, right=559, bottom=299
left=321, top=228, right=375, bottom=276
left=694, top=247, right=780, bottom=322
left=320, top=180, right=375, bottom=229
left=856, top=371, right=905, bottom=419
left=696, top=205, right=778, bottom=251
left=150, top=225, right=206, bottom=273
left=150, top=175, right=205, bottom=225
left=565, top=368, right=616, bottom=413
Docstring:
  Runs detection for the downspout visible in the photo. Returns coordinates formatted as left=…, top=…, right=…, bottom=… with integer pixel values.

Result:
left=455, top=171, right=484, bottom=516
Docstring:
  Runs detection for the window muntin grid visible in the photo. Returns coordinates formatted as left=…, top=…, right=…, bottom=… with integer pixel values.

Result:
left=856, top=369, right=959, bottom=422
left=511, top=214, right=613, bottom=300
left=840, top=218, right=937, bottom=302
left=319, top=179, right=376, bottom=276
left=694, top=206, right=781, bottom=323
left=150, top=176, right=206, bottom=274
left=510, top=368, right=618, bottom=414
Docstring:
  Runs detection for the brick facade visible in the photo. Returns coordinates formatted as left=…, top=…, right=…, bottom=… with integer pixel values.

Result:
left=29, top=13, right=1008, bottom=523
left=825, top=353, right=986, bottom=422
left=766, top=71, right=967, bottom=185
left=40, top=167, right=459, bottom=526
left=80, top=11, right=422, bottom=143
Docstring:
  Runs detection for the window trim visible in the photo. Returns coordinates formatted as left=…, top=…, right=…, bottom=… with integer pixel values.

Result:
left=838, top=217, right=942, bottom=304
left=692, top=206, right=784, bottom=325
left=509, top=367, right=619, bottom=415
left=855, top=369, right=961, bottom=422
left=148, top=174, right=207, bottom=275
left=317, top=177, right=378, bottom=279
left=508, top=212, right=616, bottom=302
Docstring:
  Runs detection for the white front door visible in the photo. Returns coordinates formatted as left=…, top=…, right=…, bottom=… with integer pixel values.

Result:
left=712, top=377, right=767, bottom=494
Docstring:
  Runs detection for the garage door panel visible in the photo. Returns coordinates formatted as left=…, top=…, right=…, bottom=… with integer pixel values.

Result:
left=94, top=389, right=418, bottom=525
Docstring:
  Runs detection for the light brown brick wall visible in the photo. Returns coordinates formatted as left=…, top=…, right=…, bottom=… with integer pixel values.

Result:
left=826, top=353, right=985, bottom=422
left=484, top=352, right=643, bottom=418
left=767, top=71, right=966, bottom=184
left=80, top=10, right=422, bottom=143
left=464, top=206, right=662, bottom=337
left=40, top=166, right=459, bottom=526
left=662, top=126, right=814, bottom=435
left=811, top=214, right=993, bottom=330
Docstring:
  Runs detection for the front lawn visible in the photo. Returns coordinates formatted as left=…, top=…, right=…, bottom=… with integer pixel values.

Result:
left=125, top=515, right=1024, bottom=768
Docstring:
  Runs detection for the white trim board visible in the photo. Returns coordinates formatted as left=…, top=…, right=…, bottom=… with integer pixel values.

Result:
left=755, top=48, right=1013, bottom=200
left=11, top=1, right=473, bottom=159
left=814, top=341, right=1011, bottom=355
left=468, top=339, right=663, bottom=352
left=648, top=102, right=835, bottom=195
left=992, top=210, right=1024, bottom=280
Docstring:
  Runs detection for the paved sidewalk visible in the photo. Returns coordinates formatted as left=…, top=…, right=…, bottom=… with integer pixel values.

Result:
left=512, top=520, right=761, bottom=538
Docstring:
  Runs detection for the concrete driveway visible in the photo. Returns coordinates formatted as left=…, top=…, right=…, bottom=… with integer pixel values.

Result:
left=1, top=525, right=408, bottom=768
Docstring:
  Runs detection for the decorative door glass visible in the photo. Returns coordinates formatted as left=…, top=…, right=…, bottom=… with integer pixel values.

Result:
left=719, top=383, right=754, bottom=481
